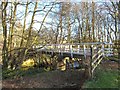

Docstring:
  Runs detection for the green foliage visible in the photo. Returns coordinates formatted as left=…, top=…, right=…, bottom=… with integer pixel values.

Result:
left=83, top=67, right=119, bottom=88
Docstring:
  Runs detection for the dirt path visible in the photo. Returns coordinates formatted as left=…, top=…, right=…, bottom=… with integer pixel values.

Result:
left=101, top=60, right=119, bottom=70
left=2, top=60, right=118, bottom=89
left=2, top=69, right=86, bottom=88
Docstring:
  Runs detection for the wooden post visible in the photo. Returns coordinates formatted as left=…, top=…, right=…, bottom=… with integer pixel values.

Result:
left=70, top=45, right=73, bottom=58
left=58, top=44, right=60, bottom=55
left=51, top=51, right=54, bottom=56
left=65, top=45, right=69, bottom=52
left=102, top=43, right=104, bottom=56
left=64, top=44, right=66, bottom=51
left=69, top=44, right=70, bottom=51
left=78, top=45, right=80, bottom=53
left=57, top=44, right=58, bottom=51
left=60, top=44, right=62, bottom=52
left=83, top=45, right=86, bottom=59
left=61, top=44, right=63, bottom=56
left=110, top=43, right=113, bottom=56
left=90, top=45, right=94, bottom=79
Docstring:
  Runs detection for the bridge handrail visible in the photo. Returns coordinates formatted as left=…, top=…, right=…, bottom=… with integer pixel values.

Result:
left=44, top=42, right=113, bottom=46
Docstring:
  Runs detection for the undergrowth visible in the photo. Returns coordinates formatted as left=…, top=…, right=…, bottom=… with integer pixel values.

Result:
left=2, top=67, right=45, bottom=79
left=83, top=65, right=119, bottom=88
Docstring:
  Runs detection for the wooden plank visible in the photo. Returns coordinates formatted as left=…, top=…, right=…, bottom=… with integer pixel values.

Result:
left=92, top=52, right=103, bottom=65
left=92, top=53, right=103, bottom=66
left=104, top=48, right=113, bottom=50
left=44, top=42, right=103, bottom=46
left=36, top=42, right=113, bottom=49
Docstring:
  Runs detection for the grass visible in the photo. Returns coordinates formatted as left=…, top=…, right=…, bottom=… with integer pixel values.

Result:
left=83, top=67, right=119, bottom=88
left=2, top=58, right=48, bottom=79
left=103, top=55, right=119, bottom=62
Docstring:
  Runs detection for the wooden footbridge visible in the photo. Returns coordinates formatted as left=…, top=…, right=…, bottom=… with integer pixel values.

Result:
left=32, top=42, right=113, bottom=58
left=29, top=42, right=113, bottom=78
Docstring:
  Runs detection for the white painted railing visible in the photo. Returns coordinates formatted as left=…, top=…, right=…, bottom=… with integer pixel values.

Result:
left=34, top=42, right=114, bottom=58
left=104, top=48, right=113, bottom=56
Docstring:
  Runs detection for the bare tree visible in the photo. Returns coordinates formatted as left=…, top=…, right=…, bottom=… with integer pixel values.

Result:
left=26, top=2, right=38, bottom=47
left=20, top=2, right=29, bottom=47
left=92, top=1, right=95, bottom=41
left=104, top=1, right=119, bottom=41
left=2, top=2, right=8, bottom=68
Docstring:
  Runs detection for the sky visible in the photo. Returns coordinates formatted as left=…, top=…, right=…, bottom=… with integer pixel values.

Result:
left=17, top=2, right=60, bottom=30
left=1, top=0, right=118, bottom=43
left=1, top=0, right=119, bottom=2
left=15, top=1, right=116, bottom=42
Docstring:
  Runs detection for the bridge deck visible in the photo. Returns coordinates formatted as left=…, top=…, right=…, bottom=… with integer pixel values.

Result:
left=29, top=48, right=92, bottom=59
left=40, top=50, right=86, bottom=58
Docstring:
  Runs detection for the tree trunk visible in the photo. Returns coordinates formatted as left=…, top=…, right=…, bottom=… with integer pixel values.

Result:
left=77, top=17, right=82, bottom=43
left=9, top=2, right=17, bottom=51
left=118, top=1, right=120, bottom=59
left=67, top=16, right=71, bottom=43
left=26, top=2, right=38, bottom=47
left=59, top=11, right=63, bottom=44
left=2, top=2, right=8, bottom=69
left=20, top=1, right=29, bottom=47
left=92, top=1, right=95, bottom=42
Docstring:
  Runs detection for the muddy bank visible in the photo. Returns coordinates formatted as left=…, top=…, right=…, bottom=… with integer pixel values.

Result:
left=2, top=69, right=86, bottom=88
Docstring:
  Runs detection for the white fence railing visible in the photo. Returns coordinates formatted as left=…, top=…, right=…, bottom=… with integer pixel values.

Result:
left=34, top=42, right=114, bottom=58
left=104, top=48, right=113, bottom=56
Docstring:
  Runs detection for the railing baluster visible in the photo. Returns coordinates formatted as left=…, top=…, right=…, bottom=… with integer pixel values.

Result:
left=90, top=45, right=95, bottom=78
left=102, top=43, right=104, bottom=56
left=78, top=45, right=80, bottom=53
left=60, top=44, right=63, bottom=56
left=83, top=45, right=86, bottom=59
left=70, top=45, right=73, bottom=58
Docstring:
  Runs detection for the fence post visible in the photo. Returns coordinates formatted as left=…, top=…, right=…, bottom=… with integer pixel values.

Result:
left=61, top=44, right=63, bottom=56
left=78, top=45, right=80, bottom=53
left=83, top=45, right=86, bottom=59
left=70, top=45, right=73, bottom=58
left=64, top=44, right=66, bottom=52
left=90, top=45, right=94, bottom=79
left=102, top=43, right=105, bottom=56
left=109, top=43, right=113, bottom=56
left=58, top=44, right=60, bottom=54
left=69, top=44, right=70, bottom=51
